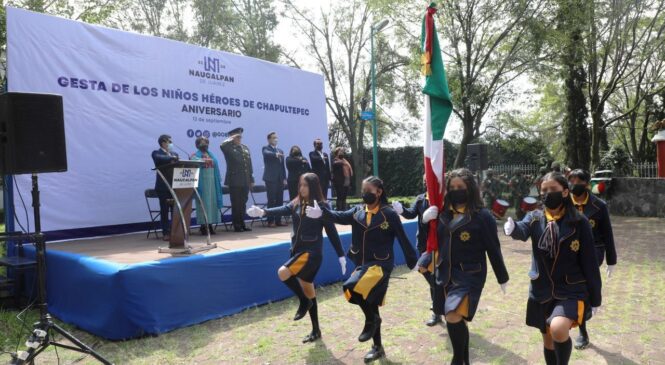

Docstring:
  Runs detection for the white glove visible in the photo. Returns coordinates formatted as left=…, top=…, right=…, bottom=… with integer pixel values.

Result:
left=422, top=206, right=439, bottom=223
left=305, top=200, right=322, bottom=219
left=246, top=205, right=265, bottom=218
left=500, top=282, right=508, bottom=295
left=607, top=265, right=615, bottom=278
left=592, top=306, right=600, bottom=316
left=503, top=217, right=515, bottom=236
left=339, top=256, right=347, bottom=275
left=392, top=201, right=404, bottom=215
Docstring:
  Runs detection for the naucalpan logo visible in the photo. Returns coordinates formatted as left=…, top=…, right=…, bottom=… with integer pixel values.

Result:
left=189, top=56, right=235, bottom=84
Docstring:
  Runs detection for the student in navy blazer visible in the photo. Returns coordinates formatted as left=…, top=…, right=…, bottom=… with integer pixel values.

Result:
left=568, top=169, right=616, bottom=349
left=262, top=132, right=287, bottom=226
left=151, top=134, right=179, bottom=240
left=504, top=172, right=602, bottom=365
left=306, top=176, right=417, bottom=363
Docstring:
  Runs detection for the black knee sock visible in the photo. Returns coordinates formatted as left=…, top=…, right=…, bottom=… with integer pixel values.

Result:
left=554, top=338, right=572, bottom=365
left=372, top=305, right=382, bottom=347
left=543, top=347, right=556, bottom=365
left=309, top=298, right=319, bottom=332
left=464, top=329, right=470, bottom=365
left=578, top=322, right=588, bottom=339
left=282, top=276, right=306, bottom=302
left=446, top=321, right=468, bottom=365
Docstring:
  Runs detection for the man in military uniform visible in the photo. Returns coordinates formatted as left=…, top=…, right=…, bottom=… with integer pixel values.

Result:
left=509, top=168, right=531, bottom=220
left=220, top=127, right=255, bottom=232
left=481, top=169, right=501, bottom=209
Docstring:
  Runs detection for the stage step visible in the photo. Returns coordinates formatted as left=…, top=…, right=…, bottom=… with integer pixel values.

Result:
left=0, top=275, right=14, bottom=289
left=0, top=256, right=37, bottom=268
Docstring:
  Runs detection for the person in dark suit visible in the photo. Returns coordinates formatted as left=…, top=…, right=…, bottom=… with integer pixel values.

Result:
left=220, top=127, right=254, bottom=232
left=568, top=169, right=616, bottom=350
left=286, top=146, right=311, bottom=200
left=151, top=134, right=179, bottom=241
left=262, top=132, right=287, bottom=227
left=331, top=147, right=353, bottom=210
left=309, top=139, right=331, bottom=199
left=504, top=172, right=602, bottom=365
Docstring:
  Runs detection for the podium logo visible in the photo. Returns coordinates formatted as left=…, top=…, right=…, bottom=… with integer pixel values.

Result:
left=180, top=169, right=193, bottom=178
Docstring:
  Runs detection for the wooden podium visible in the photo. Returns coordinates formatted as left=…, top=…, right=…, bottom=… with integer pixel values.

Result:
left=154, top=160, right=217, bottom=255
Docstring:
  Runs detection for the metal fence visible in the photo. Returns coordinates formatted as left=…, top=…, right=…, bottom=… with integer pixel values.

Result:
left=487, top=164, right=540, bottom=178
left=613, top=162, right=658, bottom=178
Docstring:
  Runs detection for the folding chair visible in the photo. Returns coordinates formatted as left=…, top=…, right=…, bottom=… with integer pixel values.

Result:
left=217, top=186, right=234, bottom=232
left=144, top=189, right=162, bottom=239
left=250, top=184, right=268, bottom=227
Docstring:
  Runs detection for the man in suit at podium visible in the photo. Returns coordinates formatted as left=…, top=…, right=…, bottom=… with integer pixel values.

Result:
left=309, top=138, right=331, bottom=199
left=221, top=127, right=255, bottom=232
left=262, top=132, right=287, bottom=227
left=152, top=134, right=179, bottom=241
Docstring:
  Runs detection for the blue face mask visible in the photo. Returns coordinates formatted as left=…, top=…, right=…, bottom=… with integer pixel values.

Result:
left=168, top=143, right=174, bottom=151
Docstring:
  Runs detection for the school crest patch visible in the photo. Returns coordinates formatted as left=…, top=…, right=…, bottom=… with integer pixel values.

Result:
left=570, top=240, right=580, bottom=252
left=589, top=219, right=596, bottom=228
left=380, top=221, right=390, bottom=230
left=460, top=231, right=471, bottom=242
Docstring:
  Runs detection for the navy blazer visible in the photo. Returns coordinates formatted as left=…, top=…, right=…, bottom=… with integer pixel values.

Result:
left=151, top=148, right=179, bottom=192
left=432, top=208, right=509, bottom=290
left=511, top=210, right=602, bottom=307
left=321, top=204, right=418, bottom=270
left=579, top=194, right=617, bottom=266
left=262, top=145, right=286, bottom=183
left=309, top=150, right=331, bottom=182
left=400, top=193, right=430, bottom=253
left=264, top=201, right=344, bottom=257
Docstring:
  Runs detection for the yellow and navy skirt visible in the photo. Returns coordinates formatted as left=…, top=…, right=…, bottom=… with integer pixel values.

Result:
left=526, top=298, right=590, bottom=334
left=284, top=250, right=323, bottom=283
left=342, top=262, right=391, bottom=306
left=442, top=281, right=482, bottom=321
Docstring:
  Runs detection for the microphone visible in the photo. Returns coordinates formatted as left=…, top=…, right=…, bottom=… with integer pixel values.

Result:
left=173, top=143, right=191, bottom=159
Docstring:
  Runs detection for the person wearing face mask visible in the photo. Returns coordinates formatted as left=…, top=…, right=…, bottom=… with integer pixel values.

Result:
left=309, top=138, right=332, bottom=199
left=152, top=134, right=179, bottom=241
left=418, top=168, right=509, bottom=365
left=503, top=172, right=602, bottom=365
left=392, top=174, right=443, bottom=327
left=220, top=127, right=255, bottom=232
left=305, top=176, right=418, bottom=363
left=331, top=147, right=353, bottom=210
left=191, top=136, right=223, bottom=235
left=286, top=146, right=311, bottom=200
left=567, top=169, right=616, bottom=350
left=246, top=173, right=346, bottom=343
left=262, top=132, right=287, bottom=227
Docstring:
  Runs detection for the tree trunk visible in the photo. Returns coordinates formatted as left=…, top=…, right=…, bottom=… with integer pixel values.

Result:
left=453, top=118, right=475, bottom=168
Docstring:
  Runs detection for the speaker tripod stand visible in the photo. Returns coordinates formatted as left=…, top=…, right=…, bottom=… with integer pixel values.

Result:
left=11, top=174, right=112, bottom=365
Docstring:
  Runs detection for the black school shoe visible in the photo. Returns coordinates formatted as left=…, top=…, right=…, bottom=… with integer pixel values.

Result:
left=364, top=345, right=385, bottom=363
left=358, top=316, right=381, bottom=342
left=242, top=225, right=252, bottom=231
left=302, top=329, right=321, bottom=343
left=574, top=334, right=590, bottom=349
left=426, top=313, right=443, bottom=326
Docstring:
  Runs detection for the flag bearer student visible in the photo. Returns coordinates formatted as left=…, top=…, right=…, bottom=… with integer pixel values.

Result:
left=246, top=172, right=346, bottom=343
left=567, top=169, right=616, bottom=350
left=392, top=175, right=443, bottom=326
left=305, top=176, right=418, bottom=363
left=504, top=172, right=602, bottom=365
left=418, top=168, right=509, bottom=365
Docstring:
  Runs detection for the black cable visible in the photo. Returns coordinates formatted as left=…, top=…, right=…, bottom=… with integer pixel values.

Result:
left=12, top=176, right=30, bottom=234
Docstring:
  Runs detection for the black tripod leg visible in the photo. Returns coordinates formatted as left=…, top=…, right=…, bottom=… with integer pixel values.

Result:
left=50, top=322, right=113, bottom=365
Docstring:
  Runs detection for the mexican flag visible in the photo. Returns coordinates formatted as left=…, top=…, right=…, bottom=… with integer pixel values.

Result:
left=421, top=2, right=453, bottom=253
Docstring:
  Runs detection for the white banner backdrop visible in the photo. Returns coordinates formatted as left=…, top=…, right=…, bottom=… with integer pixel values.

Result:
left=6, top=7, right=329, bottom=237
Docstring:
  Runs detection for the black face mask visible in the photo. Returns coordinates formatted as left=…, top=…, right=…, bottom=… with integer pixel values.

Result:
left=200, top=145, right=209, bottom=152
left=362, top=192, right=378, bottom=205
left=542, top=191, right=564, bottom=210
left=315, top=144, right=323, bottom=151
left=571, top=184, right=587, bottom=196
left=448, top=189, right=468, bottom=205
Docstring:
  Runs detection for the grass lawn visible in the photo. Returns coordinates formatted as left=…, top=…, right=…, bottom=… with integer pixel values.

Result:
left=0, top=215, right=663, bottom=364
